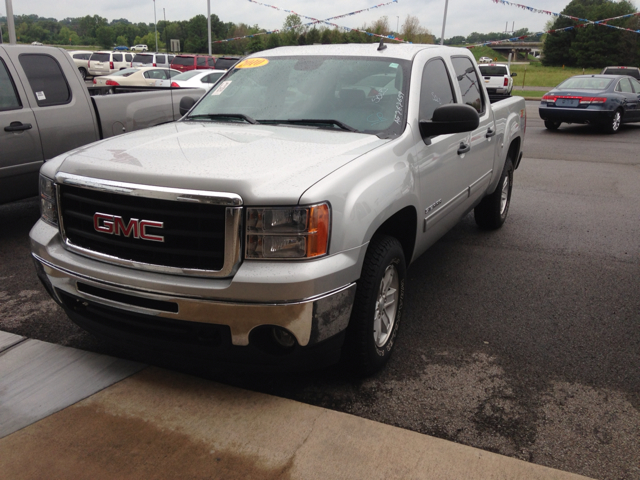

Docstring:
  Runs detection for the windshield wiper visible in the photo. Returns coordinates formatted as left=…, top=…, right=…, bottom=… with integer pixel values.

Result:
left=261, top=119, right=357, bottom=132
left=187, top=113, right=258, bottom=124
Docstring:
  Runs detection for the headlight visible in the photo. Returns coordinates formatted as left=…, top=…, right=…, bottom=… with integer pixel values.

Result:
left=246, top=203, right=330, bottom=259
left=39, top=175, right=58, bottom=227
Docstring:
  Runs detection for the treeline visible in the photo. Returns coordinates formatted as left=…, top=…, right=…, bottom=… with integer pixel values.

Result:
left=441, top=28, right=532, bottom=46
left=542, top=0, right=639, bottom=68
left=0, top=13, right=433, bottom=55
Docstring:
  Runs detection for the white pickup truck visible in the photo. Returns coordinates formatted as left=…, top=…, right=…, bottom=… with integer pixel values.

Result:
left=31, top=43, right=526, bottom=375
left=479, top=63, right=517, bottom=97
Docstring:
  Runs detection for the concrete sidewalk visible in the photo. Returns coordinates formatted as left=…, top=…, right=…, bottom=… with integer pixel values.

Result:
left=0, top=331, right=593, bottom=479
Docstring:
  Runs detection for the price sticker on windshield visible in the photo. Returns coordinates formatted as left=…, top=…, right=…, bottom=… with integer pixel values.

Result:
left=235, top=58, right=269, bottom=69
left=211, top=81, right=232, bottom=96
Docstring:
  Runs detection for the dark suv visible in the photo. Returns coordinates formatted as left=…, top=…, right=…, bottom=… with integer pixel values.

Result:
left=170, top=55, right=216, bottom=72
left=601, top=66, right=640, bottom=80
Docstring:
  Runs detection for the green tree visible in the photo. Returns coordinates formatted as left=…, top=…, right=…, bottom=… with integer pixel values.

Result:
left=265, top=32, right=281, bottom=49
left=306, top=28, right=320, bottom=45
left=543, top=0, right=636, bottom=67
left=248, top=35, right=265, bottom=53
left=281, top=14, right=301, bottom=45
left=95, top=25, right=114, bottom=49
left=116, top=35, right=128, bottom=47
left=320, top=29, right=332, bottom=44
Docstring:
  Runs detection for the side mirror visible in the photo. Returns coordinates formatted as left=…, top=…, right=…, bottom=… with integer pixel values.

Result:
left=419, top=104, right=480, bottom=140
left=511, top=72, right=518, bottom=77
left=179, top=96, right=197, bottom=116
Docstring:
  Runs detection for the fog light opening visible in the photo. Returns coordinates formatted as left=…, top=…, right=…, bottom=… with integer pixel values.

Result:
left=272, top=327, right=296, bottom=348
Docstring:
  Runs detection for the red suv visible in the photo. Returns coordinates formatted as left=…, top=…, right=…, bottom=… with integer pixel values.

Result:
left=170, top=55, right=216, bottom=72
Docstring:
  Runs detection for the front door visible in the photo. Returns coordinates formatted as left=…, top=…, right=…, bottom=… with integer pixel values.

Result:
left=0, top=52, right=43, bottom=203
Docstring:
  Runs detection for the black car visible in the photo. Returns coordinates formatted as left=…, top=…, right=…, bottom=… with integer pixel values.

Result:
left=539, top=74, right=640, bottom=133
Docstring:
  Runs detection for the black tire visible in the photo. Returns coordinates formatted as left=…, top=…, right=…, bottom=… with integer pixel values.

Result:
left=603, top=109, right=622, bottom=134
left=544, top=120, right=561, bottom=130
left=79, top=67, right=87, bottom=80
left=344, top=235, right=406, bottom=376
left=474, top=158, right=514, bottom=230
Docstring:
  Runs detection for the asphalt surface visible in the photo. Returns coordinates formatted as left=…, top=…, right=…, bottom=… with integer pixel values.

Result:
left=1, top=101, right=639, bottom=480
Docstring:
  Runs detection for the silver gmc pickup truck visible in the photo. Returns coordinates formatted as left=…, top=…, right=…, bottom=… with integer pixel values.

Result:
left=30, top=44, right=526, bottom=375
left=0, top=45, right=204, bottom=204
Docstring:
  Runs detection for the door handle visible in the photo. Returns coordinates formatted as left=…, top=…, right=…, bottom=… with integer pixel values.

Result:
left=486, top=127, right=496, bottom=138
left=4, top=121, right=32, bottom=132
left=457, top=142, right=470, bottom=155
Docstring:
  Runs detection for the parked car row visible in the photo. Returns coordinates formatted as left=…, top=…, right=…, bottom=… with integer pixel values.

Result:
left=67, top=50, right=241, bottom=79
left=92, top=68, right=226, bottom=90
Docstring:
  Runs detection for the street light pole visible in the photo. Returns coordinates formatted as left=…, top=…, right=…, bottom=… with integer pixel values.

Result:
left=163, top=8, right=168, bottom=53
left=440, top=0, right=448, bottom=45
left=207, top=0, right=211, bottom=56
left=153, top=0, right=158, bottom=52
left=396, top=16, right=399, bottom=35
left=5, top=0, right=16, bottom=44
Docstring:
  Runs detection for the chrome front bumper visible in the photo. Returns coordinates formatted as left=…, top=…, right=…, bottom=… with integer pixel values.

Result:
left=33, top=253, right=357, bottom=348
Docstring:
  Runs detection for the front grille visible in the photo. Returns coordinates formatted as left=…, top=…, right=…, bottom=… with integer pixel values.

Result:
left=59, top=184, right=227, bottom=271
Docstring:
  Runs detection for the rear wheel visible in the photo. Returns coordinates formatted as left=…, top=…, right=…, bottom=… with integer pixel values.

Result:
left=544, top=120, right=561, bottom=130
left=604, top=109, right=622, bottom=134
left=79, top=67, right=87, bottom=80
left=344, top=235, right=405, bottom=376
left=474, top=158, right=514, bottom=230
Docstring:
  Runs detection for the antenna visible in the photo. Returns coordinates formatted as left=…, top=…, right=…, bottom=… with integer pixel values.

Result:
left=378, top=38, right=387, bottom=51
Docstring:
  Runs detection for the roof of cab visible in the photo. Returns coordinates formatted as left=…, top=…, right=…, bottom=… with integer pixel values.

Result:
left=254, top=43, right=461, bottom=61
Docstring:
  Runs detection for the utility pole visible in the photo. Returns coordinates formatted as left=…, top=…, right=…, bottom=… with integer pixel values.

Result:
left=5, top=0, right=16, bottom=44
left=207, top=0, right=211, bottom=55
left=164, top=8, right=168, bottom=53
left=440, top=0, right=448, bottom=45
left=153, top=0, right=158, bottom=52
left=396, top=16, right=399, bottom=35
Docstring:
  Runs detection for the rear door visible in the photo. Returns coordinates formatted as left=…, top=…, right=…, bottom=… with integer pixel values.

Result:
left=14, top=51, right=97, bottom=159
left=112, top=53, right=125, bottom=71
left=629, top=78, right=640, bottom=121
left=0, top=50, right=43, bottom=203
left=89, top=52, right=110, bottom=75
left=450, top=56, right=495, bottom=203
left=143, top=69, right=171, bottom=87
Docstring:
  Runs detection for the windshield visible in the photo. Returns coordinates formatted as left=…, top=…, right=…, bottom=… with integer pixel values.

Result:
left=111, top=68, right=140, bottom=77
left=173, top=56, right=195, bottom=66
left=557, top=77, right=613, bottom=90
left=186, top=56, right=410, bottom=137
left=133, top=54, right=153, bottom=64
left=479, top=66, right=508, bottom=76
left=173, top=70, right=206, bottom=81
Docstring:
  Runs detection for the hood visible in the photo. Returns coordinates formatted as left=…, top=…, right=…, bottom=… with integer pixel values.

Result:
left=58, top=122, right=389, bottom=205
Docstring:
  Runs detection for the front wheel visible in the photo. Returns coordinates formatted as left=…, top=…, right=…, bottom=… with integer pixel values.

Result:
left=544, top=120, right=561, bottom=130
left=344, top=235, right=406, bottom=376
left=474, top=158, right=514, bottom=230
left=603, top=109, right=622, bottom=134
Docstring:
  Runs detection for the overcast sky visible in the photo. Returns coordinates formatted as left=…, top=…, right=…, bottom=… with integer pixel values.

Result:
left=3, top=0, right=639, bottom=39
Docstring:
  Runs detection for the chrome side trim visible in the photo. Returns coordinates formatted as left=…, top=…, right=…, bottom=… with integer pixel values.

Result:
left=55, top=174, right=243, bottom=278
left=55, top=172, right=243, bottom=206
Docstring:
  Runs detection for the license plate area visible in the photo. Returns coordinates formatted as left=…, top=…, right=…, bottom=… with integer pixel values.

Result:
left=557, top=98, right=579, bottom=107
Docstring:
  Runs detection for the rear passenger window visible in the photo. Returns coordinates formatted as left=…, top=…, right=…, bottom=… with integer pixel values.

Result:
left=125, top=54, right=133, bottom=62
left=0, top=58, right=22, bottom=111
left=630, top=78, right=640, bottom=93
left=208, top=57, right=215, bottom=67
left=202, top=72, right=223, bottom=84
left=112, top=53, right=123, bottom=62
left=156, top=55, right=165, bottom=64
left=451, top=57, right=484, bottom=115
left=617, top=78, right=633, bottom=93
left=197, top=57, right=207, bottom=66
left=420, top=58, right=455, bottom=121
left=19, top=54, right=71, bottom=107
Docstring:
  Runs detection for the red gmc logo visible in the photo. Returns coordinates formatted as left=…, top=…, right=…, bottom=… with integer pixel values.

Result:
left=93, top=213, right=164, bottom=242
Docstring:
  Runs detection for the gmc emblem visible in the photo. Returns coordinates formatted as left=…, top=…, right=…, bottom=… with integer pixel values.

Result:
left=93, top=213, right=164, bottom=242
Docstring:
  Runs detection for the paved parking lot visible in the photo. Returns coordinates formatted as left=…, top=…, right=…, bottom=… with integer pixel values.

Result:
left=1, top=101, right=638, bottom=480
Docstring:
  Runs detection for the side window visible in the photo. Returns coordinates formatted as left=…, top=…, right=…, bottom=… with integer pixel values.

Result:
left=629, top=77, right=640, bottom=93
left=208, top=57, right=215, bottom=67
left=168, top=70, right=180, bottom=78
left=112, top=53, right=123, bottom=62
left=420, top=58, right=456, bottom=122
left=196, top=57, right=207, bottom=66
left=618, top=78, right=633, bottom=93
left=169, top=55, right=175, bottom=62
left=156, top=55, right=165, bottom=64
left=451, top=56, right=484, bottom=115
left=19, top=54, right=71, bottom=107
left=0, top=58, right=22, bottom=111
